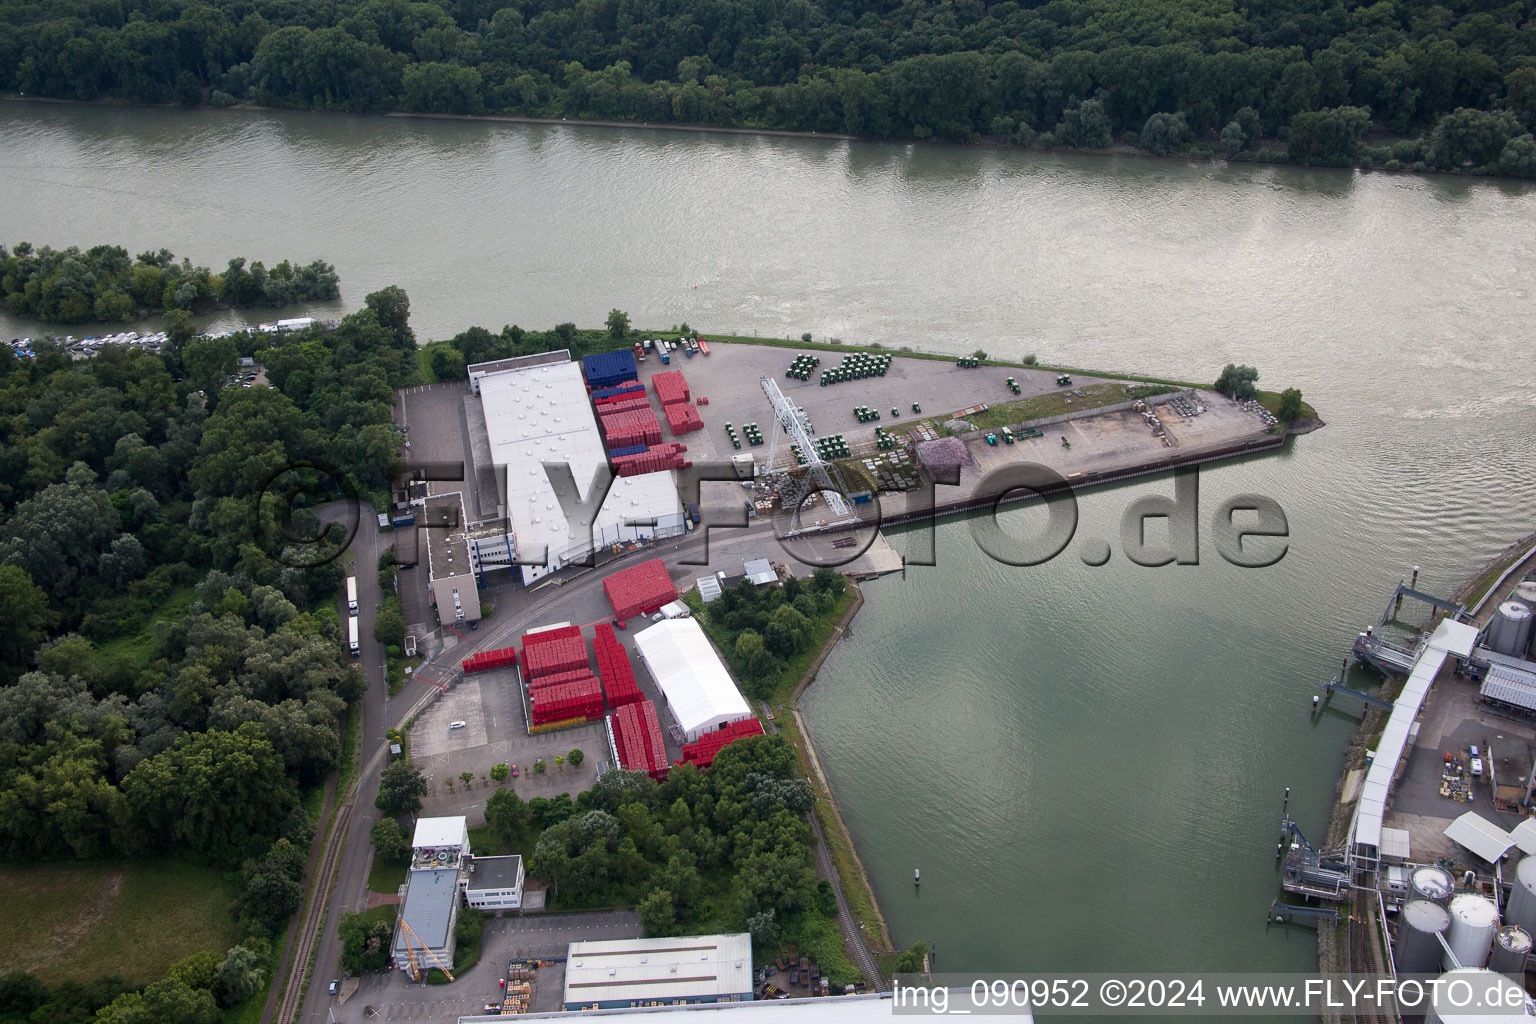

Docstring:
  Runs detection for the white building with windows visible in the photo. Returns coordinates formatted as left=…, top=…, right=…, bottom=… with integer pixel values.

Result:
left=461, top=855, right=525, bottom=910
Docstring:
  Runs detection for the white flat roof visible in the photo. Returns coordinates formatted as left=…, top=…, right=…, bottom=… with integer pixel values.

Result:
left=564, top=933, right=753, bottom=1006
left=1380, top=827, right=1412, bottom=860
left=1444, top=811, right=1516, bottom=864
left=632, top=618, right=751, bottom=741
left=1428, top=619, right=1480, bottom=658
left=1352, top=618, right=1469, bottom=856
left=477, top=361, right=680, bottom=584
left=460, top=992, right=1033, bottom=1023
left=413, top=816, right=467, bottom=849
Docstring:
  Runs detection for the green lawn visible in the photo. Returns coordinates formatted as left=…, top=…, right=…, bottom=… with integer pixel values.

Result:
left=368, top=852, right=407, bottom=896
left=0, top=861, right=239, bottom=985
left=92, top=586, right=198, bottom=674
left=1255, top=388, right=1320, bottom=424
left=466, top=825, right=528, bottom=859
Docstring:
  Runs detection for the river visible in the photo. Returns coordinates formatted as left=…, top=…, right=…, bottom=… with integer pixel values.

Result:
left=5, top=100, right=1536, bottom=980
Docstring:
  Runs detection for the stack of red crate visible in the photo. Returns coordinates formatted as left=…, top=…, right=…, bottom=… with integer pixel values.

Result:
left=520, top=626, right=587, bottom=678
left=461, top=646, right=517, bottom=674
left=530, top=678, right=605, bottom=726
left=611, top=699, right=670, bottom=779
left=611, top=442, right=688, bottom=477
left=678, top=717, right=765, bottom=769
left=598, top=408, right=663, bottom=448
left=593, top=624, right=643, bottom=709
left=651, top=370, right=691, bottom=407
left=595, top=392, right=651, bottom=412
left=663, top=402, right=704, bottom=436
left=602, top=558, right=677, bottom=619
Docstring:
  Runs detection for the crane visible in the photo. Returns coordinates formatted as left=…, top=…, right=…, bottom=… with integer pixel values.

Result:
left=758, top=375, right=859, bottom=533
left=397, top=916, right=456, bottom=982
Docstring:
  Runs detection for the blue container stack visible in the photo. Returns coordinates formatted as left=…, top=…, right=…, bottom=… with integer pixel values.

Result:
left=582, top=350, right=639, bottom=390
left=607, top=444, right=648, bottom=460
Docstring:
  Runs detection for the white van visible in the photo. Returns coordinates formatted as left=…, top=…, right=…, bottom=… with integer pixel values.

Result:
left=651, top=600, right=691, bottom=621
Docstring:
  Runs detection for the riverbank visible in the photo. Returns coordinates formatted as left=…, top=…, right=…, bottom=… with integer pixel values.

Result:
left=8, top=93, right=1530, bottom=185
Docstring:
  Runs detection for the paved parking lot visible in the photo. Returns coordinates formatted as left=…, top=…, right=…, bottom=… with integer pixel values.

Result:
left=327, top=912, right=641, bottom=1023
left=413, top=668, right=604, bottom=824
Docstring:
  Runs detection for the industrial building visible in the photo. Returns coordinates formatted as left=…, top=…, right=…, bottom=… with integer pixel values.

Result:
left=393, top=817, right=471, bottom=974
left=562, top=934, right=754, bottom=1010
left=461, top=854, right=525, bottom=910
left=458, top=993, right=1033, bottom=1023
left=631, top=618, right=753, bottom=742
left=472, top=351, right=686, bottom=586
left=424, top=492, right=483, bottom=624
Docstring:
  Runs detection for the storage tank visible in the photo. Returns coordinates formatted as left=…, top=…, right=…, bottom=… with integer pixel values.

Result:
left=1513, top=581, right=1536, bottom=607
left=1425, top=968, right=1531, bottom=1024
left=1488, top=602, right=1535, bottom=658
left=1490, top=925, right=1532, bottom=978
left=1445, top=893, right=1500, bottom=970
left=1506, top=857, right=1536, bottom=937
left=1413, top=865, right=1457, bottom=905
left=1398, top=900, right=1453, bottom=975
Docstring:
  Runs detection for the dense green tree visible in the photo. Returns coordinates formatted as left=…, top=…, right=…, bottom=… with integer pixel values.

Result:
left=214, top=945, right=266, bottom=1007
left=637, top=888, right=676, bottom=934
left=0, top=566, right=53, bottom=680
left=1214, top=364, right=1260, bottom=400
left=375, top=758, right=427, bottom=816
left=1141, top=112, right=1189, bottom=155
left=486, top=787, right=533, bottom=847
left=605, top=309, right=630, bottom=339
left=1429, top=108, right=1523, bottom=170
left=1499, top=135, right=1536, bottom=178
left=95, top=978, right=219, bottom=1024
left=1286, top=106, right=1371, bottom=166
left=1276, top=388, right=1305, bottom=423
left=371, top=818, right=410, bottom=866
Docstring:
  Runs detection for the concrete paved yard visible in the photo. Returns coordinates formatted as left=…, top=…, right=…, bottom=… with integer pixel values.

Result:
left=633, top=341, right=1127, bottom=466
left=412, top=670, right=603, bottom=825
left=326, top=912, right=641, bottom=1023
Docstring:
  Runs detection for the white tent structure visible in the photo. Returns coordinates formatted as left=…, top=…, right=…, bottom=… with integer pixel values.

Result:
left=632, top=618, right=752, bottom=742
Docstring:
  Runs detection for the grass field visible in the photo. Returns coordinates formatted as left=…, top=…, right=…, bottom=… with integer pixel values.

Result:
left=92, top=586, right=197, bottom=673
left=367, top=852, right=407, bottom=895
left=0, top=861, right=239, bottom=985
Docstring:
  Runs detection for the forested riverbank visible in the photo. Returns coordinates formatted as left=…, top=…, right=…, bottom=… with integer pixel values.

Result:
left=4, top=0, right=1536, bottom=176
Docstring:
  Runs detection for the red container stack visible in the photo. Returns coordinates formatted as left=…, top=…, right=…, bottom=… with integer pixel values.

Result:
left=651, top=370, right=691, bottom=408
left=520, top=625, right=589, bottom=680
left=599, top=408, right=664, bottom=448
left=611, top=442, right=688, bottom=477
left=461, top=646, right=517, bottom=674
left=612, top=699, right=670, bottom=779
left=602, top=558, right=678, bottom=619
left=663, top=402, right=704, bottom=437
left=595, top=392, right=651, bottom=412
left=678, top=717, right=766, bottom=769
left=593, top=623, right=643, bottom=709
left=530, top=677, right=605, bottom=726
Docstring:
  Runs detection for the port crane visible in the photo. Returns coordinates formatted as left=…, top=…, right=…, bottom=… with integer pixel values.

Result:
left=758, top=374, right=860, bottom=534
left=397, top=917, right=456, bottom=982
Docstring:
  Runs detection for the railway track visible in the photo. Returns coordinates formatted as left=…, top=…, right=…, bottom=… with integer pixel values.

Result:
left=274, top=793, right=356, bottom=1024
left=1347, top=915, right=1393, bottom=1024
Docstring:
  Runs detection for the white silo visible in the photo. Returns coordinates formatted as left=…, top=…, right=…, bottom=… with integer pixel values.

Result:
left=1488, top=602, right=1535, bottom=658
left=1412, top=865, right=1457, bottom=905
left=1445, top=893, right=1499, bottom=970
left=1505, top=857, right=1536, bottom=938
left=1425, top=968, right=1531, bottom=1024
left=1397, top=901, right=1453, bottom=975
left=1490, top=925, right=1532, bottom=979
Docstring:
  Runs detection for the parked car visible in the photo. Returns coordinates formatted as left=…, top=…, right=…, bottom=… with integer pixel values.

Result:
left=328, top=979, right=338, bottom=995
left=450, top=720, right=467, bottom=729
left=1472, top=757, right=1485, bottom=777
left=510, top=764, right=520, bottom=777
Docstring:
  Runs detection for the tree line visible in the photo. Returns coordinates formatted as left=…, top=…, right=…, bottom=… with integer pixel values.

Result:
left=2, top=244, right=340, bottom=324
left=4, top=0, right=1536, bottom=175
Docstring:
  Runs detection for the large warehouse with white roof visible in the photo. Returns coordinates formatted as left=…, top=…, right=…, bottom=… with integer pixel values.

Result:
left=472, top=352, right=685, bottom=585
left=632, top=618, right=753, bottom=742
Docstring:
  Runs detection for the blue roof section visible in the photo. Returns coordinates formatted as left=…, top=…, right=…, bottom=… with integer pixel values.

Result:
left=593, top=382, right=644, bottom=400
left=394, top=868, right=459, bottom=953
left=608, top=444, right=647, bottom=459
left=582, top=350, right=638, bottom=389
